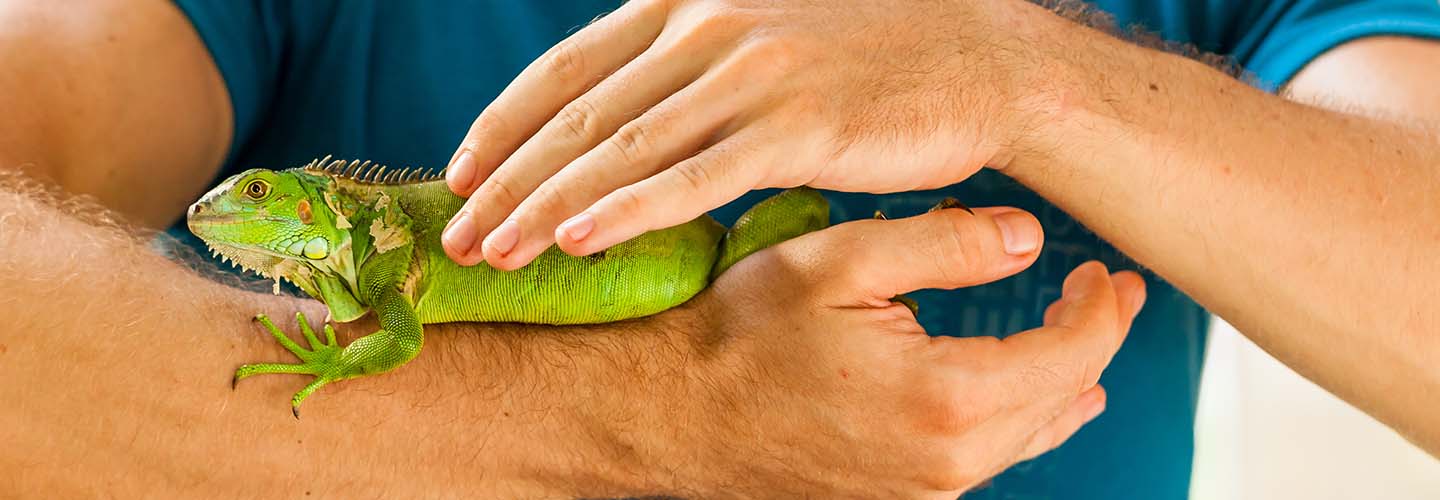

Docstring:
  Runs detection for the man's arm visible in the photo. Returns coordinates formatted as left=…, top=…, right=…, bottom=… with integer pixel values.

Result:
left=0, top=0, right=230, bottom=227
left=0, top=3, right=700, bottom=495
left=0, top=172, right=712, bottom=497
left=998, top=5, right=1440, bottom=453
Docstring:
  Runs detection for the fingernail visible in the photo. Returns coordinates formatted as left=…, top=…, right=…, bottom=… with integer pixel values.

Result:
left=448, top=150, right=477, bottom=189
left=486, top=220, right=520, bottom=257
left=443, top=212, right=479, bottom=256
left=559, top=212, right=596, bottom=241
left=994, top=211, right=1040, bottom=255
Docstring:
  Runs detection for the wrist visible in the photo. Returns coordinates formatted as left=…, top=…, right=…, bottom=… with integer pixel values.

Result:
left=981, top=0, right=1148, bottom=180
left=464, top=304, right=727, bottom=498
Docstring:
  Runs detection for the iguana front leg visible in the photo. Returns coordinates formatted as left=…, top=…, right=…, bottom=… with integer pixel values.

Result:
left=234, top=287, right=424, bottom=417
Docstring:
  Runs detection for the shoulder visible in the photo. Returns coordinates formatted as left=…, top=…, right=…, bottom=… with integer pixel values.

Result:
left=0, top=0, right=231, bottom=226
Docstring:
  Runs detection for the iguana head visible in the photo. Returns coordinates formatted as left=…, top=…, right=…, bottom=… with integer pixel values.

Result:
left=187, top=168, right=347, bottom=278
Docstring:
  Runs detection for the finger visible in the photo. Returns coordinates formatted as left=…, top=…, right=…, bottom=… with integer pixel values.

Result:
left=1042, top=298, right=1067, bottom=326
left=781, top=206, right=1044, bottom=303
left=446, top=1, right=670, bottom=197
left=930, top=378, right=1105, bottom=490
left=552, top=127, right=771, bottom=258
left=486, top=53, right=767, bottom=269
left=440, top=46, right=715, bottom=266
left=1001, top=262, right=1128, bottom=393
left=1016, top=385, right=1107, bottom=462
left=1109, top=270, right=1147, bottom=335
left=1042, top=270, right=1145, bottom=332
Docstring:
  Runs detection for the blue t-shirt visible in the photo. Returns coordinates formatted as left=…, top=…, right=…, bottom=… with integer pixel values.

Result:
left=171, top=1, right=1440, bottom=498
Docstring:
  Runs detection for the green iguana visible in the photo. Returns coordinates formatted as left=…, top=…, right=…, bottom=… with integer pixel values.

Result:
left=186, top=156, right=831, bottom=415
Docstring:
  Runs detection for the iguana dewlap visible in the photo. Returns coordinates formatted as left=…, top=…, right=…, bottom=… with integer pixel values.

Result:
left=187, top=156, right=829, bottom=415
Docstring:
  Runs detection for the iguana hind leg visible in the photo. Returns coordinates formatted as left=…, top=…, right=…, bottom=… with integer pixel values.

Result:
left=234, top=289, right=423, bottom=416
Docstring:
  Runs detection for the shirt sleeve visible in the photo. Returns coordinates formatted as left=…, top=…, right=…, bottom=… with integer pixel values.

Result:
left=169, top=0, right=286, bottom=163
left=1234, top=0, right=1440, bottom=91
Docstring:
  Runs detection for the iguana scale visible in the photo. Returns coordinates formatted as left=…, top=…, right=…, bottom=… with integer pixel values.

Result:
left=187, top=156, right=830, bottom=415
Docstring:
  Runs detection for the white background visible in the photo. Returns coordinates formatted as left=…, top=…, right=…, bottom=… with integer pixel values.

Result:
left=1190, top=319, right=1440, bottom=499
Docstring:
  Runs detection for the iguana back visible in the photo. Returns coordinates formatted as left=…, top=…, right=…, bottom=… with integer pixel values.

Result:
left=377, top=180, right=727, bottom=324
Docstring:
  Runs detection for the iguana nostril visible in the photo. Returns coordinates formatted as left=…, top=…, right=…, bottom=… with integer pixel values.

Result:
left=191, top=203, right=205, bottom=216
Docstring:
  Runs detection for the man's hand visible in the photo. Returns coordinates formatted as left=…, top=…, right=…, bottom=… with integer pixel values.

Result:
left=667, top=207, right=1145, bottom=497
left=440, top=0, right=1048, bottom=269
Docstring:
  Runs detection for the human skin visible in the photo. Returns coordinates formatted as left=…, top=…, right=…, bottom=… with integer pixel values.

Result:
left=441, top=0, right=1440, bottom=453
left=0, top=0, right=1146, bottom=497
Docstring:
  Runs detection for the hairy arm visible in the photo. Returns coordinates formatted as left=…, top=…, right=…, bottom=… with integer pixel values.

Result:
left=1000, top=4, right=1440, bottom=453
left=0, top=173, right=704, bottom=498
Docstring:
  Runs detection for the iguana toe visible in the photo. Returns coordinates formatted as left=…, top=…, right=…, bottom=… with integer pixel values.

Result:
left=234, top=312, right=349, bottom=414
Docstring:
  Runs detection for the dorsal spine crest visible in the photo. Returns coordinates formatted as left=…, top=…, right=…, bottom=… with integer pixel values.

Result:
left=301, top=155, right=447, bottom=185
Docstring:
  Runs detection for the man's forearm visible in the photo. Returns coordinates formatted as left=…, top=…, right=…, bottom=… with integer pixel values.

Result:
left=998, top=2, right=1440, bottom=452
left=0, top=173, right=707, bottom=497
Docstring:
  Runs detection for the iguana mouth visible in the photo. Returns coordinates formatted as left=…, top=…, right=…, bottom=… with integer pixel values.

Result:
left=187, top=214, right=247, bottom=225
left=187, top=214, right=296, bottom=227
left=200, top=241, right=288, bottom=276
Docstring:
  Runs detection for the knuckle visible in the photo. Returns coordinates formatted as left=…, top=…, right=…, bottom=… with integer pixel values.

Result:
left=610, top=185, right=650, bottom=219
left=481, top=175, right=525, bottom=207
left=692, top=6, right=761, bottom=37
left=542, top=40, right=588, bottom=81
left=672, top=156, right=716, bottom=193
left=831, top=244, right=877, bottom=288
left=556, top=100, right=603, bottom=144
left=750, top=236, right=830, bottom=291
left=803, top=223, right=866, bottom=283
left=737, top=34, right=805, bottom=75
left=930, top=212, right=984, bottom=284
left=526, top=184, right=570, bottom=215
left=640, top=0, right=677, bottom=11
left=467, top=107, right=511, bottom=140
left=609, top=123, right=654, bottom=165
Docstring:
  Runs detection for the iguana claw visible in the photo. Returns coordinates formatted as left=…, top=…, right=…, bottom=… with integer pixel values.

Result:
left=928, top=197, right=974, bottom=215
left=234, top=312, right=348, bottom=415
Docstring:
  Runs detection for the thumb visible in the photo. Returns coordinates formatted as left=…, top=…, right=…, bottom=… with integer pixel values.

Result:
left=791, top=206, right=1043, bottom=303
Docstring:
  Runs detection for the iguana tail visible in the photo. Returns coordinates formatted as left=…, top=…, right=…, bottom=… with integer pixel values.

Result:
left=712, top=187, right=830, bottom=279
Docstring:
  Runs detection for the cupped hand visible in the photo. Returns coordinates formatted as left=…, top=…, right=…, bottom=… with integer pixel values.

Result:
left=441, top=0, right=1051, bottom=269
left=660, top=206, right=1144, bottom=498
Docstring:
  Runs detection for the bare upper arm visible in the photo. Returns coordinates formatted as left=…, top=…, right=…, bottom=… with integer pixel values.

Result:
left=0, top=0, right=232, bottom=228
left=1286, top=36, right=1440, bottom=121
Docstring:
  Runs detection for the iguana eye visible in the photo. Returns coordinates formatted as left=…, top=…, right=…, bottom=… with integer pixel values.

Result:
left=244, top=179, right=270, bottom=200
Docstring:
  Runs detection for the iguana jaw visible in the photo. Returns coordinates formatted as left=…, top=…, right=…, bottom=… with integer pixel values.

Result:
left=197, top=233, right=359, bottom=296
left=199, top=240, right=288, bottom=279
